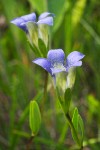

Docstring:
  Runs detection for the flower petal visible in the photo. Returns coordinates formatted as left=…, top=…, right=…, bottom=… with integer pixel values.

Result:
left=10, top=17, right=27, bottom=31
left=66, top=51, right=85, bottom=68
left=38, top=12, right=55, bottom=20
left=10, top=13, right=36, bottom=32
left=32, top=58, right=52, bottom=74
left=51, top=67, right=66, bottom=75
left=71, top=61, right=82, bottom=66
left=47, top=49, right=65, bottom=65
left=21, top=13, right=36, bottom=22
left=37, top=17, right=53, bottom=26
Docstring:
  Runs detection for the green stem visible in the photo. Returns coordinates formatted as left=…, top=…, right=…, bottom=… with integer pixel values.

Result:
left=55, top=82, right=83, bottom=149
left=41, top=71, right=48, bottom=110
left=26, top=136, right=34, bottom=150
left=66, top=113, right=83, bottom=149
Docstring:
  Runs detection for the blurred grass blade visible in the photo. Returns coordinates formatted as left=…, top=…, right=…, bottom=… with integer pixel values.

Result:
left=64, top=1, right=72, bottom=53
left=58, top=123, right=68, bottom=143
left=72, top=0, right=86, bottom=28
left=28, top=0, right=47, bottom=13
left=81, top=19, right=100, bottom=45
left=48, top=0, right=68, bottom=34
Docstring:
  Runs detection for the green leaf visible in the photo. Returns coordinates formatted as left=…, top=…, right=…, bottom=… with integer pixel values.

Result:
left=72, top=108, right=84, bottom=146
left=29, top=100, right=41, bottom=136
left=28, top=0, right=47, bottom=13
left=71, top=108, right=80, bottom=145
left=38, top=38, right=47, bottom=57
left=64, top=88, right=71, bottom=113
left=78, top=114, right=84, bottom=143
left=71, top=129, right=80, bottom=146
left=72, top=107, right=79, bottom=132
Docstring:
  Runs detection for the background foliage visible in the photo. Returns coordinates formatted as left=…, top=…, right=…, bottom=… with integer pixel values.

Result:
left=0, top=0, right=100, bottom=149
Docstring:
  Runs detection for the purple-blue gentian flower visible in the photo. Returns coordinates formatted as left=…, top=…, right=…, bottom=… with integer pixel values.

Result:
left=32, top=49, right=85, bottom=85
left=10, top=12, right=54, bottom=33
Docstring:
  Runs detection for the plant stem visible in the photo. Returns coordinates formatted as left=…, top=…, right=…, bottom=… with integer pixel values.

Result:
left=56, top=86, right=83, bottom=149
left=26, top=135, right=34, bottom=150
left=66, top=113, right=83, bottom=149
left=41, top=71, right=48, bottom=110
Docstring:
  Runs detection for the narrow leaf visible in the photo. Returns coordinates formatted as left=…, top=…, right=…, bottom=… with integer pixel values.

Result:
left=29, top=100, right=41, bottom=136
left=72, top=107, right=79, bottom=132
left=78, top=114, right=84, bottom=143
left=64, top=88, right=71, bottom=113
left=71, top=128, right=80, bottom=146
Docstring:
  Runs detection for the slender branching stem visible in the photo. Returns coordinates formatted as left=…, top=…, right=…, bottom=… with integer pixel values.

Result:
left=66, top=113, right=83, bottom=150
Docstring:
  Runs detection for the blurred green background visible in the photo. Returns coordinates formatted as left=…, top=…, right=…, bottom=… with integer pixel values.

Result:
left=0, top=0, right=100, bottom=149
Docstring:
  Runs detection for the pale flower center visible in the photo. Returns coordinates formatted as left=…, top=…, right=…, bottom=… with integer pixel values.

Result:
left=51, top=62, right=66, bottom=75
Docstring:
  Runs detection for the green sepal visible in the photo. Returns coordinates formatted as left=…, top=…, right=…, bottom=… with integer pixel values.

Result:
left=29, top=100, right=41, bottom=136
left=38, top=38, right=47, bottom=57
left=64, top=88, right=71, bottom=113
left=26, top=22, right=38, bottom=47
left=66, top=67, right=76, bottom=89
left=56, top=87, right=64, bottom=106
left=38, top=24, right=48, bottom=48
left=28, top=41, right=42, bottom=57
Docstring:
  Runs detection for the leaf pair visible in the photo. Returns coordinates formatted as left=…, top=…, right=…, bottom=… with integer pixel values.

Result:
left=56, top=88, right=72, bottom=114
left=71, top=107, right=84, bottom=146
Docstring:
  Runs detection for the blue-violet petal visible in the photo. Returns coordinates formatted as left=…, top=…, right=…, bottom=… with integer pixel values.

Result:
left=66, top=51, right=85, bottom=67
left=21, top=13, right=36, bottom=22
left=37, top=17, right=53, bottom=26
left=39, top=12, right=55, bottom=20
left=32, top=58, right=52, bottom=75
left=47, top=49, right=65, bottom=65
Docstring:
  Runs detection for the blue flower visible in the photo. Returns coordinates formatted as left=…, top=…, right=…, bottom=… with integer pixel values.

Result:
left=32, top=49, right=85, bottom=85
left=10, top=12, right=54, bottom=33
